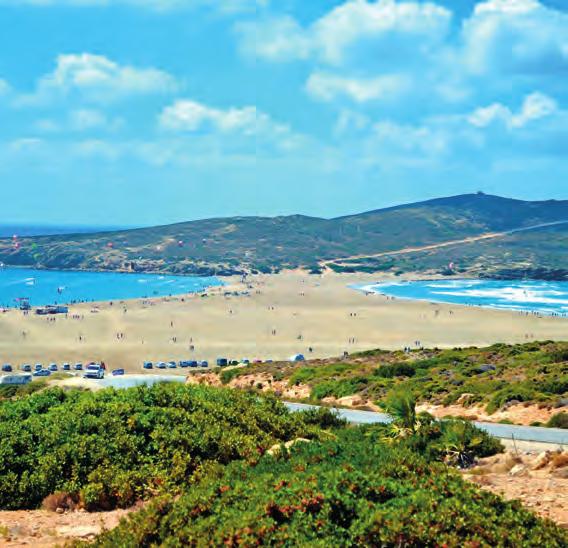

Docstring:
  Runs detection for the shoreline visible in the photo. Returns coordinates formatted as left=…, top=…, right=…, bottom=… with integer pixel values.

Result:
left=0, top=271, right=566, bottom=372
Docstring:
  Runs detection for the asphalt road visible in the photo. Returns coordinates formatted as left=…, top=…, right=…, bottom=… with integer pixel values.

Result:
left=285, top=402, right=568, bottom=447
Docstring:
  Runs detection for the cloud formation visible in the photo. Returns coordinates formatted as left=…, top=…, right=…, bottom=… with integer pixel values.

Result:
left=17, top=53, right=178, bottom=106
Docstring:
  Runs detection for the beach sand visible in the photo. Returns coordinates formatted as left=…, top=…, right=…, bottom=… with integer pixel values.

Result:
left=0, top=271, right=566, bottom=372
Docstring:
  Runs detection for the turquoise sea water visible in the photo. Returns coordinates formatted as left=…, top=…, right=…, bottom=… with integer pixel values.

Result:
left=358, top=279, right=568, bottom=316
left=0, top=268, right=223, bottom=308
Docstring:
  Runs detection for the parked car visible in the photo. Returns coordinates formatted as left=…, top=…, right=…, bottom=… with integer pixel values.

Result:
left=62, top=363, right=71, bottom=371
left=74, top=363, right=83, bottom=371
left=241, top=359, right=250, bottom=365
left=143, top=362, right=153, bottom=370
left=21, top=364, right=32, bottom=372
left=229, top=360, right=239, bottom=366
left=199, top=361, right=208, bottom=368
left=48, top=363, right=58, bottom=372
left=112, top=369, right=125, bottom=376
left=290, top=354, right=305, bottom=362
left=34, top=364, right=43, bottom=371
left=33, top=369, right=51, bottom=377
left=156, top=362, right=167, bottom=369
left=83, top=364, right=104, bottom=379
left=2, top=364, right=12, bottom=372
left=167, top=361, right=177, bottom=369
left=188, top=361, right=198, bottom=368
left=179, top=360, right=189, bottom=368
left=216, top=358, right=228, bottom=367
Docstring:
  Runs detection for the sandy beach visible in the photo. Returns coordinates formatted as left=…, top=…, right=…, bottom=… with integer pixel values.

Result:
left=0, top=271, right=566, bottom=372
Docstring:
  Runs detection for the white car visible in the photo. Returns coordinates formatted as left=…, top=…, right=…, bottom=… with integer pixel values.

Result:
left=83, top=364, right=104, bottom=379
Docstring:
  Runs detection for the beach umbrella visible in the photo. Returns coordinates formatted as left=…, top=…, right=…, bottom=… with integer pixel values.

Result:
left=107, top=242, right=114, bottom=249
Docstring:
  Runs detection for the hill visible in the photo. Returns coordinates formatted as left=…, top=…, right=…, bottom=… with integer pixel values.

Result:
left=0, top=193, right=566, bottom=277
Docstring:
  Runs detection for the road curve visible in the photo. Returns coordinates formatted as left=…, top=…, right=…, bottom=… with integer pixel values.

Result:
left=285, top=402, right=568, bottom=447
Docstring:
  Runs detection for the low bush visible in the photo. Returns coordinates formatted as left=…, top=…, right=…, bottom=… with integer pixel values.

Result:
left=0, top=384, right=335, bottom=510
left=86, top=428, right=567, bottom=547
left=547, top=412, right=568, bottom=429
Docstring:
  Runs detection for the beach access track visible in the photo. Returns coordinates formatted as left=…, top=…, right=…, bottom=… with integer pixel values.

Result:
left=321, top=219, right=568, bottom=266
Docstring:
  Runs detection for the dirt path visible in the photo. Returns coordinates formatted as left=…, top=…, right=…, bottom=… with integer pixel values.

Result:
left=321, top=219, right=568, bottom=266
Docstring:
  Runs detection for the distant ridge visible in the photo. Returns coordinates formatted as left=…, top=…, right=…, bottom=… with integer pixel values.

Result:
left=0, top=193, right=566, bottom=279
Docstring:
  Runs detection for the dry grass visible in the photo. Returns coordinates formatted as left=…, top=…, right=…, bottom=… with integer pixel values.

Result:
left=42, top=492, right=79, bottom=513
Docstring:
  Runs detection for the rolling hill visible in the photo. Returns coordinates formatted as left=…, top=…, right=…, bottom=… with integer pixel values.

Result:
left=0, top=193, right=566, bottom=278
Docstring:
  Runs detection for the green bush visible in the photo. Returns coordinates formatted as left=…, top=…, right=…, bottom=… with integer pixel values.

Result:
left=0, top=384, right=331, bottom=510
left=546, top=412, right=568, bottom=429
left=87, top=428, right=567, bottom=547
left=374, top=362, right=416, bottom=378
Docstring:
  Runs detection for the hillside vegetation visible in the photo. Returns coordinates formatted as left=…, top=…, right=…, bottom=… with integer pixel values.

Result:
left=2, top=383, right=567, bottom=545
left=88, top=427, right=565, bottom=547
left=219, top=341, right=568, bottom=424
left=0, top=193, right=566, bottom=277
left=0, top=384, right=331, bottom=510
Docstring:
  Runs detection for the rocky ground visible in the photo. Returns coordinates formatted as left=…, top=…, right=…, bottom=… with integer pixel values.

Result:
left=464, top=449, right=568, bottom=528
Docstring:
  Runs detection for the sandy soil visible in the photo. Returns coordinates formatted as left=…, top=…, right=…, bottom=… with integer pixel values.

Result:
left=464, top=449, right=568, bottom=528
left=417, top=402, right=561, bottom=426
left=0, top=508, right=133, bottom=547
left=0, top=271, right=566, bottom=374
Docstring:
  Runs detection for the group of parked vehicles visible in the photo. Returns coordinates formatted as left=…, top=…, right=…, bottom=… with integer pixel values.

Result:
left=1, top=362, right=106, bottom=379
left=143, top=360, right=209, bottom=370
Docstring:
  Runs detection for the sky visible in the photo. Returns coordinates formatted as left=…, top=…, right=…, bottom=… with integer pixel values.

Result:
left=0, top=0, right=567, bottom=226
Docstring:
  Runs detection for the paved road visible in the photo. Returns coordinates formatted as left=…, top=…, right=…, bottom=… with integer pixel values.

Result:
left=286, top=402, right=568, bottom=447
left=322, top=219, right=568, bottom=266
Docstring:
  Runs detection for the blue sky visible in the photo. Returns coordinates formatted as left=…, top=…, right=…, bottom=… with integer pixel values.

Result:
left=0, top=0, right=566, bottom=226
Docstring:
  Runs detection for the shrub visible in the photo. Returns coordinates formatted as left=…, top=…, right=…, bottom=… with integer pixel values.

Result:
left=374, top=362, right=416, bottom=378
left=0, top=384, right=331, bottom=510
left=547, top=412, right=568, bottom=429
left=87, top=429, right=567, bottom=547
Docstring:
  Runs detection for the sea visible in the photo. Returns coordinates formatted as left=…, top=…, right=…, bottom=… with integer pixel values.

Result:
left=358, top=279, right=568, bottom=316
left=0, top=224, right=126, bottom=237
left=0, top=267, right=223, bottom=309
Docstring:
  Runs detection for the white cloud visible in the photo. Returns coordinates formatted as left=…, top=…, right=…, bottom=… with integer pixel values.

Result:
left=468, top=92, right=557, bottom=129
left=306, top=72, right=409, bottom=103
left=17, top=53, right=178, bottom=106
left=35, top=108, right=124, bottom=132
left=238, top=0, right=451, bottom=65
left=462, top=0, right=568, bottom=75
left=159, top=99, right=287, bottom=137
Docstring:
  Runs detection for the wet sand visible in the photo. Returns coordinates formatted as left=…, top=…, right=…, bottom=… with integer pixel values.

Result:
left=0, top=271, right=566, bottom=373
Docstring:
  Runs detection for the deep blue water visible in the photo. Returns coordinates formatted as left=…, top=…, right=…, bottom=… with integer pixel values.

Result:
left=0, top=225, right=127, bottom=237
left=0, top=268, right=223, bottom=308
left=358, top=279, right=568, bottom=316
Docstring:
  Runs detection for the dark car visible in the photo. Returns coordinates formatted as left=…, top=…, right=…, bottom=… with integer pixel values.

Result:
left=143, top=362, right=153, bottom=370
left=21, top=364, right=32, bottom=372
left=2, top=364, right=13, bottom=372
left=62, top=363, right=71, bottom=371
left=74, top=363, right=83, bottom=371
left=216, top=358, right=228, bottom=367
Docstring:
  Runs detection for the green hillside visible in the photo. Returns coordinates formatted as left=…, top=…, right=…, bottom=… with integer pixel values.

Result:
left=0, top=193, right=566, bottom=276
